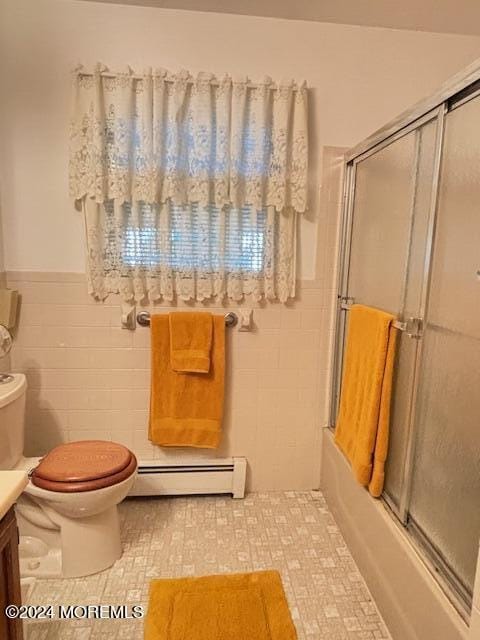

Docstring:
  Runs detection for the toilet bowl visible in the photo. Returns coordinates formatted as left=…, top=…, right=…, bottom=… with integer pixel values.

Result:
left=0, top=373, right=137, bottom=578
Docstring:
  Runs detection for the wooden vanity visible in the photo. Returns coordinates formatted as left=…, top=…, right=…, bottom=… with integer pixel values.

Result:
left=0, top=507, right=23, bottom=639
left=0, top=472, right=28, bottom=640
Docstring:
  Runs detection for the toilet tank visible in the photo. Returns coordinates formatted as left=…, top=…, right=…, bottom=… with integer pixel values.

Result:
left=0, top=373, right=26, bottom=470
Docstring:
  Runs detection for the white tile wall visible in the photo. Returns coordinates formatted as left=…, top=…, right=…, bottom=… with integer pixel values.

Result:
left=9, top=276, right=328, bottom=491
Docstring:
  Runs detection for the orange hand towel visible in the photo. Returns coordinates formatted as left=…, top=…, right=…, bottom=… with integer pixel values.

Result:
left=149, top=314, right=225, bottom=449
left=334, top=304, right=398, bottom=497
left=169, top=311, right=213, bottom=373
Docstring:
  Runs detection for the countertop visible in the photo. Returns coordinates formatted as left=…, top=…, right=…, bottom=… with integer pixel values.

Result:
left=0, top=470, right=28, bottom=521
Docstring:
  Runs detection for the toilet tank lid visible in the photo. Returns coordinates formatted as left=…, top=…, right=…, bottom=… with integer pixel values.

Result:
left=0, top=373, right=27, bottom=409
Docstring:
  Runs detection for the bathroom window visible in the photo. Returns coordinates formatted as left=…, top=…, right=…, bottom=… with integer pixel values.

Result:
left=91, top=200, right=283, bottom=302
left=70, top=65, right=308, bottom=302
left=112, top=201, right=266, bottom=273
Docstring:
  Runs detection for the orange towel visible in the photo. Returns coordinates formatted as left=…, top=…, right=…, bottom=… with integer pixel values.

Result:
left=149, top=314, right=225, bottom=449
left=334, top=304, right=398, bottom=497
left=169, top=311, right=213, bottom=373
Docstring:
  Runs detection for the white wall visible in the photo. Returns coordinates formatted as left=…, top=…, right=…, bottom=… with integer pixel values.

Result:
left=1, top=0, right=480, bottom=278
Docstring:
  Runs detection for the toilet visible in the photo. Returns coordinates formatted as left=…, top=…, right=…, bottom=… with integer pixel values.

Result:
left=0, top=373, right=137, bottom=578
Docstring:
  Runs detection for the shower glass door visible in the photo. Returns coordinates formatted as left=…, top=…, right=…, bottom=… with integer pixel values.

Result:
left=332, top=86, right=480, bottom=615
left=406, top=93, right=480, bottom=605
left=334, top=112, right=441, bottom=509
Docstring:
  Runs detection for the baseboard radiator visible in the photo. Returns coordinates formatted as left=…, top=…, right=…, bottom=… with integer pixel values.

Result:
left=128, top=457, right=247, bottom=499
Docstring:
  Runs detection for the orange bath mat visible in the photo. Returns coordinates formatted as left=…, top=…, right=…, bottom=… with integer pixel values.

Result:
left=144, top=570, right=297, bottom=640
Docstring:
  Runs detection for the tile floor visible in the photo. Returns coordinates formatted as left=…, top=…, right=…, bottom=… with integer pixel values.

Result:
left=24, top=492, right=391, bottom=639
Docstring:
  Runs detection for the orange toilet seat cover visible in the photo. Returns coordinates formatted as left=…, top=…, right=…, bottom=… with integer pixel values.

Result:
left=31, top=440, right=137, bottom=493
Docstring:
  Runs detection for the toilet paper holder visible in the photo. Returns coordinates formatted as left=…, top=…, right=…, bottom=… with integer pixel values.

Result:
left=238, top=308, right=253, bottom=331
left=121, top=302, right=136, bottom=330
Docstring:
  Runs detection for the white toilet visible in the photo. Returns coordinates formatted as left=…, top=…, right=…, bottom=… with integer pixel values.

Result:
left=0, top=373, right=137, bottom=578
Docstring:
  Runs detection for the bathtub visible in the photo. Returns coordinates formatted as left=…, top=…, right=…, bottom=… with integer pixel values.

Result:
left=320, top=428, right=469, bottom=640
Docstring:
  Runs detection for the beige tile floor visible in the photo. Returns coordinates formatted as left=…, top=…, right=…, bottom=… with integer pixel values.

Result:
left=24, top=491, right=391, bottom=639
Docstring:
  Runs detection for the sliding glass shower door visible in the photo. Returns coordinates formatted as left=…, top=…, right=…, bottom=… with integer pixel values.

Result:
left=331, top=85, right=480, bottom=616
left=333, top=112, right=441, bottom=508
left=407, top=93, right=480, bottom=605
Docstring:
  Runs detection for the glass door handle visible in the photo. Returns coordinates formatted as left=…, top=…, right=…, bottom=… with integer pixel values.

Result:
left=404, top=317, right=423, bottom=339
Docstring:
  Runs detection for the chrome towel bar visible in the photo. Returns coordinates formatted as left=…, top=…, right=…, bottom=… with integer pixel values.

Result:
left=137, top=311, right=238, bottom=328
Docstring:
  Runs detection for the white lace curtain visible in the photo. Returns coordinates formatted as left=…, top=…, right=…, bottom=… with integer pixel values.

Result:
left=69, top=64, right=308, bottom=303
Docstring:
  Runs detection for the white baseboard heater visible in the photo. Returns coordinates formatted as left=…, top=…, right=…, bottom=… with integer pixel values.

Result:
left=128, top=457, right=247, bottom=499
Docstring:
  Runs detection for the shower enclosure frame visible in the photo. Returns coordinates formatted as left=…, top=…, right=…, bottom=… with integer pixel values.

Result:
left=328, top=59, right=480, bottom=619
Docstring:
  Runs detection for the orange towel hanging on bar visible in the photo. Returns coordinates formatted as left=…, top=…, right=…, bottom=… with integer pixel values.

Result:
left=149, top=313, right=225, bottom=449
left=334, top=304, right=398, bottom=497
left=169, top=311, right=213, bottom=374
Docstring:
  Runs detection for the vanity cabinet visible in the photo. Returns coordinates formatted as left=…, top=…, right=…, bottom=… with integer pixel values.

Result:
left=0, top=507, right=23, bottom=640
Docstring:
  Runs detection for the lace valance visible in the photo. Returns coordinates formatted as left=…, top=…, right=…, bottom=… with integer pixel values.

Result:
left=69, top=65, right=308, bottom=213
